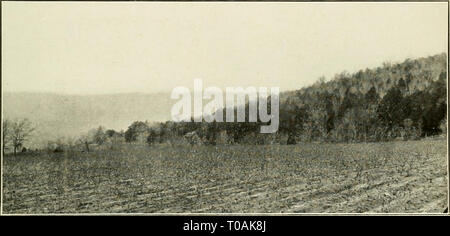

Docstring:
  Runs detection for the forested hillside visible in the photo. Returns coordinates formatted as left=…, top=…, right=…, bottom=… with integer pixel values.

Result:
left=121, top=53, right=446, bottom=146
left=41, top=53, right=446, bottom=149
left=275, top=52, right=448, bottom=143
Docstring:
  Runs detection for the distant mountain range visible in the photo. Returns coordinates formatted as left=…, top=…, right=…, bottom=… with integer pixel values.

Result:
left=2, top=92, right=176, bottom=147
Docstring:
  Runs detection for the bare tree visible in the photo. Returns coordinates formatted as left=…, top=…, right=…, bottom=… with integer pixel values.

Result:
left=2, top=119, right=11, bottom=155
left=93, top=126, right=107, bottom=145
left=78, top=134, right=92, bottom=153
left=10, top=119, right=35, bottom=156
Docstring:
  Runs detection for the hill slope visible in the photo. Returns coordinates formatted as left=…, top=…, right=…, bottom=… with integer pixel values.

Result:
left=141, top=53, right=447, bottom=145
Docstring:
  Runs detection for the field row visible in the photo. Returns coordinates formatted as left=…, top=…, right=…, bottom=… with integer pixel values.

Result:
left=2, top=140, right=448, bottom=213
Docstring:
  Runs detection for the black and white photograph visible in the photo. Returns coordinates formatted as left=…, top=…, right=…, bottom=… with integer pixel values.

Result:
left=1, top=1, right=448, bottom=216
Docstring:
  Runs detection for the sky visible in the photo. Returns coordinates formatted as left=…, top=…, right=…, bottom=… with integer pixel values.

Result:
left=2, top=2, right=448, bottom=95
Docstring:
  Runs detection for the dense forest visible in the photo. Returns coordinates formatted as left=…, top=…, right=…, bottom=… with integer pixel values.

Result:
left=106, top=53, right=445, bottom=146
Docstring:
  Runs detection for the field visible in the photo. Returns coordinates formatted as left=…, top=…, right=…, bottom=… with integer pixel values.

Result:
left=2, top=139, right=448, bottom=214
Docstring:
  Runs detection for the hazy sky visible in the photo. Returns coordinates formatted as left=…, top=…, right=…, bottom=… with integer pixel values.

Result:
left=2, top=2, right=448, bottom=94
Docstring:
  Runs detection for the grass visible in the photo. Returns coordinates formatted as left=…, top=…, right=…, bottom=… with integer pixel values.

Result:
left=2, top=139, right=448, bottom=213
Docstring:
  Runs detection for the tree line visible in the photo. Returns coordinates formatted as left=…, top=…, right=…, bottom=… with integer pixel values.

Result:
left=121, top=53, right=447, bottom=146
left=3, top=53, right=447, bottom=153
